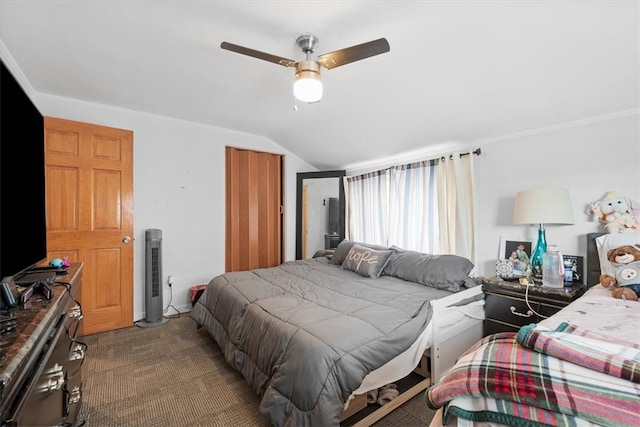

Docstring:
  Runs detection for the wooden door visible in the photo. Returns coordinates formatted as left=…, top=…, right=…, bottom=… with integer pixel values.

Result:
left=44, top=117, right=133, bottom=335
left=226, top=147, right=283, bottom=272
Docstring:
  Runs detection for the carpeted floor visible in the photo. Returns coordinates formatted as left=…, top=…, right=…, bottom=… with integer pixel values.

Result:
left=78, top=314, right=436, bottom=426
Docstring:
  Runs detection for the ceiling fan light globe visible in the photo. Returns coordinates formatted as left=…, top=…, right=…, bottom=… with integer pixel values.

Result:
left=294, top=78, right=323, bottom=103
left=294, top=61, right=322, bottom=103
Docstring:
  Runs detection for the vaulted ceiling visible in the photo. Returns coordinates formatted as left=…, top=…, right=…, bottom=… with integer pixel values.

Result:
left=1, top=1, right=637, bottom=170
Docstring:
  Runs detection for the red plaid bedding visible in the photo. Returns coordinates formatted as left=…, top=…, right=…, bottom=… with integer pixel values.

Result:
left=426, top=329, right=640, bottom=427
left=517, top=322, right=640, bottom=383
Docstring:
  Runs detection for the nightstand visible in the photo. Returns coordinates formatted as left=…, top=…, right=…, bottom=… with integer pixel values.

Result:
left=482, top=281, right=587, bottom=336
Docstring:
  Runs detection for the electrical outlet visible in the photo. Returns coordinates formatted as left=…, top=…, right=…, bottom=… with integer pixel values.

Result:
left=167, top=275, right=174, bottom=286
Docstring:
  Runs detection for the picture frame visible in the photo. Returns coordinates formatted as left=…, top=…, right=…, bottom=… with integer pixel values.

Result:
left=563, top=254, right=584, bottom=284
left=498, top=236, right=532, bottom=261
left=497, top=236, right=532, bottom=278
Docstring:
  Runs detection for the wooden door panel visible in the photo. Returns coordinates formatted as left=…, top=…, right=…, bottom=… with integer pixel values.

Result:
left=44, top=117, right=133, bottom=335
left=93, top=169, right=123, bottom=229
left=93, top=135, right=124, bottom=160
left=226, top=147, right=283, bottom=272
left=46, top=166, right=79, bottom=230
left=45, top=127, right=80, bottom=156
left=82, top=247, right=123, bottom=332
left=258, top=154, right=281, bottom=267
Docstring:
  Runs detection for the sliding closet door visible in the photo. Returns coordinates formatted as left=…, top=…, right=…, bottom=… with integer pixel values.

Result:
left=226, top=147, right=283, bottom=272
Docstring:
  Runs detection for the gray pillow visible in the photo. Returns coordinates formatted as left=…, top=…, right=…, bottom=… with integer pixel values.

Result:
left=382, top=246, right=474, bottom=292
left=341, top=244, right=393, bottom=278
left=330, top=240, right=388, bottom=265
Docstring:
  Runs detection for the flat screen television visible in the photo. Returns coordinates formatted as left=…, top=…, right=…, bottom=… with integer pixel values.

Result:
left=0, top=60, right=47, bottom=280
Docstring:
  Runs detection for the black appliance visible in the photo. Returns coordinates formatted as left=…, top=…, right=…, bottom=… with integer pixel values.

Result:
left=0, top=60, right=48, bottom=281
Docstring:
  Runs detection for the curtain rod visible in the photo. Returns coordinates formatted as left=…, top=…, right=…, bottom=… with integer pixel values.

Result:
left=347, top=148, right=483, bottom=181
left=461, top=147, right=482, bottom=157
left=442, top=147, right=482, bottom=161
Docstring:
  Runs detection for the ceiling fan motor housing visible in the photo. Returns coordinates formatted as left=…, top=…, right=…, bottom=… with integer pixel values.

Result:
left=296, top=35, right=319, bottom=54
left=295, top=61, right=321, bottom=77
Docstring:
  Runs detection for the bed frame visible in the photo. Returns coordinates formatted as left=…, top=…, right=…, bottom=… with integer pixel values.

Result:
left=344, top=285, right=484, bottom=426
left=586, top=232, right=604, bottom=288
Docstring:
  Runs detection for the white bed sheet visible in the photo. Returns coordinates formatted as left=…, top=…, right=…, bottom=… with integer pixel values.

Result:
left=537, top=284, right=640, bottom=345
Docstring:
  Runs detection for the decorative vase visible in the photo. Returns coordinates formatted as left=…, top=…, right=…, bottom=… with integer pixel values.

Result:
left=529, top=227, right=547, bottom=279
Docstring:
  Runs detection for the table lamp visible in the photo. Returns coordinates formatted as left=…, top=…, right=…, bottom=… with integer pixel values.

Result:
left=513, top=188, right=574, bottom=279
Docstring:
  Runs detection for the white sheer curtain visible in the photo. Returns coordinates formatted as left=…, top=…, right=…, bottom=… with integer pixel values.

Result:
left=344, top=151, right=477, bottom=262
left=437, top=152, right=477, bottom=265
left=343, top=169, right=391, bottom=246
left=387, top=160, right=439, bottom=253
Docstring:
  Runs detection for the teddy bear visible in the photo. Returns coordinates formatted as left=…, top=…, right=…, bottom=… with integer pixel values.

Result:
left=589, top=191, right=640, bottom=234
left=599, top=244, right=640, bottom=301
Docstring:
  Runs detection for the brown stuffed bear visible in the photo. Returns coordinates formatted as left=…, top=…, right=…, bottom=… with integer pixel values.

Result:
left=599, top=244, right=640, bottom=301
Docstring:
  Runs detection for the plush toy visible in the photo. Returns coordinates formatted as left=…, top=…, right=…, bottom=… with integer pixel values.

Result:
left=49, top=256, right=70, bottom=269
left=599, top=244, right=640, bottom=301
left=589, top=191, right=640, bottom=234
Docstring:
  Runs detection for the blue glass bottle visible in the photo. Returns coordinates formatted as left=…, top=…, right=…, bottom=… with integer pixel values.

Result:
left=529, top=227, right=547, bottom=279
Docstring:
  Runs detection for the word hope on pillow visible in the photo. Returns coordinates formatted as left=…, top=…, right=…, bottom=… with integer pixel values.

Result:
left=341, top=244, right=392, bottom=278
left=331, top=239, right=388, bottom=265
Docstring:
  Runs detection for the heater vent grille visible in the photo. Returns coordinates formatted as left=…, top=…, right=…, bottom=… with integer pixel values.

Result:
left=143, top=229, right=163, bottom=324
left=151, top=247, right=160, bottom=297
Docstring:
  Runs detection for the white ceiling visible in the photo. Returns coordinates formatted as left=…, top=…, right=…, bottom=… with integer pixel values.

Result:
left=1, top=1, right=638, bottom=170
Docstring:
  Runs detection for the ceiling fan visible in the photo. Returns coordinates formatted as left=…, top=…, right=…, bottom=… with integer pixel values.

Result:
left=220, top=35, right=390, bottom=103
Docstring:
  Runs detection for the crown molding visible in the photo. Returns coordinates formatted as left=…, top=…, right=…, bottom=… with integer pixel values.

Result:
left=343, top=109, right=639, bottom=173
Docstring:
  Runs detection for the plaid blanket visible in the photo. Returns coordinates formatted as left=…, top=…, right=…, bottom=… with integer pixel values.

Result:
left=426, top=331, right=640, bottom=427
left=517, top=322, right=640, bottom=383
left=444, top=396, right=603, bottom=427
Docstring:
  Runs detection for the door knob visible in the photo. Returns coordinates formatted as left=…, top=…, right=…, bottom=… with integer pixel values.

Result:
left=122, top=236, right=131, bottom=244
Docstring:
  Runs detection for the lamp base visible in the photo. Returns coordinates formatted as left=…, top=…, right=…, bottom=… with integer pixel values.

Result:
left=530, top=226, right=547, bottom=279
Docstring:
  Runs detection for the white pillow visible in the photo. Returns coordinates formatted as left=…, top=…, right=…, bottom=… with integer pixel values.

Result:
left=595, top=234, right=640, bottom=276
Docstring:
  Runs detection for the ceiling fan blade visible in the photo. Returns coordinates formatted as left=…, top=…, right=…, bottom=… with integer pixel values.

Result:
left=316, top=38, right=390, bottom=70
left=220, top=42, right=296, bottom=67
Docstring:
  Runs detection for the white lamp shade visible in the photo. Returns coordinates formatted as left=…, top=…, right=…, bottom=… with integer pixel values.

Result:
left=513, top=188, right=574, bottom=225
left=294, top=61, right=322, bottom=103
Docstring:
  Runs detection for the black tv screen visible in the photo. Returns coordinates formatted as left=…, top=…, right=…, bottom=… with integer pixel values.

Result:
left=0, top=60, right=47, bottom=279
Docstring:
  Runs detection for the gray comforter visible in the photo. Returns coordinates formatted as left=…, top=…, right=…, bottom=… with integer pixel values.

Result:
left=190, top=257, right=452, bottom=426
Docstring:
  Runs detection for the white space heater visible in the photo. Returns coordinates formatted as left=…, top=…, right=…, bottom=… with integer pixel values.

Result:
left=137, top=229, right=168, bottom=327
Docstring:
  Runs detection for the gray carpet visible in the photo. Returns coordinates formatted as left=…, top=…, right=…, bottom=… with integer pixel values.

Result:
left=78, top=314, right=435, bottom=426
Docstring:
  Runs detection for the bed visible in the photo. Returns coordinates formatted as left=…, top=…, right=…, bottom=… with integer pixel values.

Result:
left=426, top=233, right=640, bottom=427
left=190, top=240, right=485, bottom=426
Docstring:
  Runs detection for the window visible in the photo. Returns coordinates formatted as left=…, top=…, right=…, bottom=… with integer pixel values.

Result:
left=344, top=153, right=477, bottom=262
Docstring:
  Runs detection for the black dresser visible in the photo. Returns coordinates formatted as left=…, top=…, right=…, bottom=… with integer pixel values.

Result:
left=0, top=263, right=84, bottom=426
left=482, top=280, right=587, bottom=336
